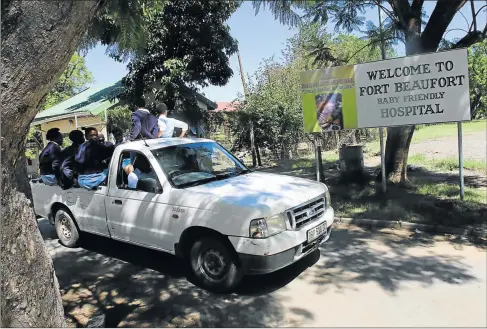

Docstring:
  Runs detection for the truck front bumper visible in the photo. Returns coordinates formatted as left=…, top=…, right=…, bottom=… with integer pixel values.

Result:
left=230, top=207, right=334, bottom=275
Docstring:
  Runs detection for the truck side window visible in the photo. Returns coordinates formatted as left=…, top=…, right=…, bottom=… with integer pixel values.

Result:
left=117, top=151, right=161, bottom=193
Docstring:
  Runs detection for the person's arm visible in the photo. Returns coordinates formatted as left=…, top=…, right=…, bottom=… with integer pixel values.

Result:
left=171, top=118, right=188, bottom=137
left=157, top=118, right=166, bottom=138
left=75, top=142, right=88, bottom=165
left=51, top=145, right=63, bottom=179
left=129, top=112, right=141, bottom=141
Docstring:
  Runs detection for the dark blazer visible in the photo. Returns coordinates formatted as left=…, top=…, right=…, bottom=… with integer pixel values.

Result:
left=59, top=144, right=81, bottom=189
left=129, top=109, right=159, bottom=141
left=75, top=140, right=115, bottom=175
left=39, top=142, right=62, bottom=178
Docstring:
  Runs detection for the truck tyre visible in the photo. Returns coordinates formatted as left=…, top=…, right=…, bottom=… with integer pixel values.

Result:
left=189, top=237, right=243, bottom=293
left=55, top=209, right=80, bottom=247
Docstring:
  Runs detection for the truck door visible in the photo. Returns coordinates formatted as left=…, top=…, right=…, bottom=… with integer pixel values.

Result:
left=105, top=150, right=174, bottom=252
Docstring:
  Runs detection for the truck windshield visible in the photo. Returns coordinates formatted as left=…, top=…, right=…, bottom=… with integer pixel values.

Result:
left=151, top=142, right=250, bottom=188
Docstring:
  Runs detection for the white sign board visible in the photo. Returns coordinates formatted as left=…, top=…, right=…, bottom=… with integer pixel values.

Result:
left=354, top=48, right=471, bottom=127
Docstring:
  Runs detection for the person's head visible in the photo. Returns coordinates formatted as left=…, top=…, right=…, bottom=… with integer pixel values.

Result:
left=155, top=102, right=168, bottom=116
left=84, top=127, right=98, bottom=141
left=133, top=98, right=146, bottom=110
left=46, top=128, right=63, bottom=145
left=112, top=128, right=123, bottom=143
left=98, top=133, right=105, bottom=144
left=68, top=129, right=85, bottom=145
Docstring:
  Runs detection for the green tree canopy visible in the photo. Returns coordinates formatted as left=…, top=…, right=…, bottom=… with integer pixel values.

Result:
left=121, top=0, right=239, bottom=122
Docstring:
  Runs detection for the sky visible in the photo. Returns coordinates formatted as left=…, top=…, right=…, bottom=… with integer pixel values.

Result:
left=84, top=1, right=486, bottom=102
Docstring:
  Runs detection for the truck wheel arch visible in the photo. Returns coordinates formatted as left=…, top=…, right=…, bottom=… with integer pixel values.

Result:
left=51, top=203, right=80, bottom=231
left=175, top=226, right=240, bottom=265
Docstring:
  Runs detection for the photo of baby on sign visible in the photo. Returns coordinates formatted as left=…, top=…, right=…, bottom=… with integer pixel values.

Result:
left=315, top=93, right=344, bottom=132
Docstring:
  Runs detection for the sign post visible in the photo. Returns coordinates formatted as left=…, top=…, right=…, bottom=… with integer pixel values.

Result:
left=314, top=134, right=324, bottom=182
left=457, top=122, right=465, bottom=200
left=378, top=2, right=387, bottom=193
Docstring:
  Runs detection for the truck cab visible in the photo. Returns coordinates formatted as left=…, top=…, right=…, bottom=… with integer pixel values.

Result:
left=31, top=138, right=334, bottom=292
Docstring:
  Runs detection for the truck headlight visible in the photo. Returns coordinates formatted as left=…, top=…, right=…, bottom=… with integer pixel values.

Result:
left=249, top=214, right=286, bottom=238
left=325, top=189, right=331, bottom=208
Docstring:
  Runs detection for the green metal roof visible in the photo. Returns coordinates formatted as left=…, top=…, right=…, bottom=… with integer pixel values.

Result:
left=33, top=80, right=124, bottom=124
left=33, top=79, right=217, bottom=125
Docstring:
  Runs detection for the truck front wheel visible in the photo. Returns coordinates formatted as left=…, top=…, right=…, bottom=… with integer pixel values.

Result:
left=54, top=209, right=80, bottom=248
left=189, top=237, right=243, bottom=293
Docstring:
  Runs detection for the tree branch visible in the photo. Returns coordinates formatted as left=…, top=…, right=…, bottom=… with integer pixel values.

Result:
left=421, top=0, right=468, bottom=52
left=346, top=37, right=396, bottom=64
left=387, top=0, right=411, bottom=30
left=469, top=5, right=487, bottom=32
left=470, top=0, right=477, bottom=31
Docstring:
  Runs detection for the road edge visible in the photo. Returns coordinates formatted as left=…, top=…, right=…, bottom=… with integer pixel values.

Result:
left=334, top=217, right=487, bottom=241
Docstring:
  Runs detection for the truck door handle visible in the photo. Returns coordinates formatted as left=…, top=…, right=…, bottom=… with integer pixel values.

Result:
left=113, top=200, right=123, bottom=205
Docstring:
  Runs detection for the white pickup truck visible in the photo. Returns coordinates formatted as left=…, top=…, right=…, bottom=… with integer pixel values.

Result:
left=32, top=138, right=334, bottom=292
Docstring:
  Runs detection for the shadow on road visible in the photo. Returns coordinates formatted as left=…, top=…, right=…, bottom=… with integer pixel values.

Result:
left=39, top=219, right=481, bottom=327
left=40, top=219, right=316, bottom=327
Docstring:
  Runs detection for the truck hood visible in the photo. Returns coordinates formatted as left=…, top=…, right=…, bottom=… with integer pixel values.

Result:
left=183, top=171, right=328, bottom=216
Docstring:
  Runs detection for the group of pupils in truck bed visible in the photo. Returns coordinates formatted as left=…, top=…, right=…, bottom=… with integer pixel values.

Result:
left=38, top=100, right=188, bottom=190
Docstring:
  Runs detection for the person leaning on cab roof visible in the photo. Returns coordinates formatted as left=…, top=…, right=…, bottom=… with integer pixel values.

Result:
left=155, top=102, right=188, bottom=138
left=122, top=98, right=160, bottom=175
left=38, top=127, right=64, bottom=185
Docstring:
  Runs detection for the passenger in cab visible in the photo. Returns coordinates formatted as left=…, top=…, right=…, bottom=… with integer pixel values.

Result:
left=39, top=128, right=64, bottom=185
left=126, top=155, right=157, bottom=189
left=75, top=127, right=115, bottom=190
left=59, top=130, right=84, bottom=189
left=156, top=102, right=188, bottom=138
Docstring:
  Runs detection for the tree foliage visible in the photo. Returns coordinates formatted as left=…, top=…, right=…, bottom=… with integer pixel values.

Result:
left=121, top=0, right=239, bottom=121
left=42, top=53, right=94, bottom=110
left=232, top=23, right=391, bottom=160
left=468, top=40, right=487, bottom=119
left=79, top=0, right=166, bottom=62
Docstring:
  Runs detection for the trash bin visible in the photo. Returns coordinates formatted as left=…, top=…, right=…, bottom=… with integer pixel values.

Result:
left=339, top=144, right=365, bottom=183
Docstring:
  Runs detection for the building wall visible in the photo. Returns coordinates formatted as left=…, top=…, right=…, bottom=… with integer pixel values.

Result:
left=40, top=115, right=107, bottom=145
left=26, top=157, right=39, bottom=176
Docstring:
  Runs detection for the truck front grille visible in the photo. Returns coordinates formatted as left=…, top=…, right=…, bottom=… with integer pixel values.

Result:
left=287, top=195, right=326, bottom=230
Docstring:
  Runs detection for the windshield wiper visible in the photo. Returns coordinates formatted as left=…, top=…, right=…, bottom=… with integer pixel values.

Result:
left=177, top=174, right=229, bottom=188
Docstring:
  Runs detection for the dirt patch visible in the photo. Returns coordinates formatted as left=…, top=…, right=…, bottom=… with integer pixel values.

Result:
left=410, top=131, right=487, bottom=162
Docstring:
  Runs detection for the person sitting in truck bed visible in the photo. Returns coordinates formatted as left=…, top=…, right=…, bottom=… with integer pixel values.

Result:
left=58, top=130, right=84, bottom=189
left=38, top=128, right=64, bottom=186
left=75, top=127, right=115, bottom=190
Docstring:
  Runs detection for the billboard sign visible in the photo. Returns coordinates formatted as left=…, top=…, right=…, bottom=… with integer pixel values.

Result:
left=300, top=48, right=471, bottom=133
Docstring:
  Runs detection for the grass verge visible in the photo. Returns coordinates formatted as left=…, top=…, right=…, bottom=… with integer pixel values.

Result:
left=408, top=154, right=487, bottom=173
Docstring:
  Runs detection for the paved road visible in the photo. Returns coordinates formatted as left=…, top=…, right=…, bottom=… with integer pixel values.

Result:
left=39, top=219, right=487, bottom=327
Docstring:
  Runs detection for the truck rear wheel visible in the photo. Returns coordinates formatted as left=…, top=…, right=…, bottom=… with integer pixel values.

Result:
left=55, top=209, right=80, bottom=247
left=189, top=237, right=243, bottom=293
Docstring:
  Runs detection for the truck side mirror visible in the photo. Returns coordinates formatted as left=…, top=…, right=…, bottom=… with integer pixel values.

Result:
left=136, top=178, right=163, bottom=194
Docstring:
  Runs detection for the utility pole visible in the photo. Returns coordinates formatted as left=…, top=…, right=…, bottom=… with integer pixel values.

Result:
left=237, top=48, right=258, bottom=167
left=378, top=0, right=387, bottom=194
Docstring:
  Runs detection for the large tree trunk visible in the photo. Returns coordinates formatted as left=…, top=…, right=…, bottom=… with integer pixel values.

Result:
left=1, top=1, right=101, bottom=327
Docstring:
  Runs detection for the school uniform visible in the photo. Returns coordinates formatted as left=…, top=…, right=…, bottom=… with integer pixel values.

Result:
left=59, top=144, right=81, bottom=189
left=38, top=141, right=62, bottom=185
left=129, top=109, right=159, bottom=141
left=75, top=140, right=115, bottom=190
left=124, top=109, right=160, bottom=169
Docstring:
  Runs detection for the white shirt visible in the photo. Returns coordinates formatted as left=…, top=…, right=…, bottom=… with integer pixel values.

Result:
left=158, top=115, right=188, bottom=138
left=128, top=169, right=156, bottom=189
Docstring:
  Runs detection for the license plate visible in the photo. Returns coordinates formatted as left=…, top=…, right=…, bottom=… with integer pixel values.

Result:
left=307, top=222, right=327, bottom=243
